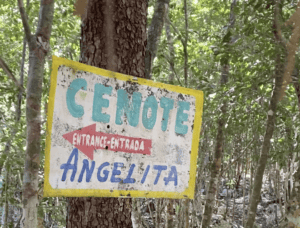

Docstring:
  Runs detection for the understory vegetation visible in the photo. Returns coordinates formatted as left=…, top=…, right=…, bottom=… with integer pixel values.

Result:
left=0, top=0, right=300, bottom=227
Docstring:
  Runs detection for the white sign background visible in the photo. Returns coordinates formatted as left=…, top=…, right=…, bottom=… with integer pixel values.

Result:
left=44, top=56, right=203, bottom=199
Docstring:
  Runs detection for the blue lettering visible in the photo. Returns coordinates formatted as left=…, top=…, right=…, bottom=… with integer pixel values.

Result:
left=115, top=89, right=142, bottom=127
left=78, top=159, right=95, bottom=182
left=142, top=96, right=158, bottom=130
left=164, top=166, right=178, bottom=186
left=66, top=79, right=87, bottom=118
left=123, top=164, right=136, bottom=184
left=92, top=83, right=112, bottom=123
left=141, top=165, right=150, bottom=184
left=153, top=165, right=167, bottom=185
left=60, top=148, right=78, bottom=182
left=160, top=97, right=174, bottom=131
left=97, top=162, right=110, bottom=182
left=175, top=101, right=190, bottom=135
left=110, top=162, right=124, bottom=183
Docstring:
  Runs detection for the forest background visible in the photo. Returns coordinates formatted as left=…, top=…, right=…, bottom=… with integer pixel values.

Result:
left=0, top=0, right=300, bottom=227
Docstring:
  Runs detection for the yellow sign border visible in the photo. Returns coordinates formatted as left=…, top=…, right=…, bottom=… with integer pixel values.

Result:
left=44, top=56, right=203, bottom=199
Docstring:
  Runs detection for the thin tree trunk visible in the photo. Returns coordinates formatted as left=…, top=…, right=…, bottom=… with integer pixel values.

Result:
left=276, top=3, right=300, bottom=224
left=132, top=198, right=142, bottom=228
left=166, top=199, right=173, bottom=228
left=184, top=199, right=189, bottom=228
left=0, top=42, right=26, bottom=177
left=245, top=44, right=285, bottom=228
left=4, top=168, right=9, bottom=228
left=286, top=67, right=300, bottom=228
left=245, top=58, right=284, bottom=228
left=286, top=165, right=300, bottom=227
left=145, top=0, right=170, bottom=79
left=17, top=0, right=54, bottom=227
left=294, top=80, right=300, bottom=112
left=0, top=57, right=23, bottom=90
left=0, top=38, right=26, bottom=178
left=155, top=199, right=159, bottom=228
left=201, top=1, right=236, bottom=227
left=242, top=152, right=248, bottom=227
left=178, top=200, right=185, bottom=228
left=245, top=0, right=286, bottom=226
left=276, top=164, right=284, bottom=220
left=291, top=68, right=300, bottom=112
left=67, top=0, right=147, bottom=227
left=201, top=68, right=227, bottom=228
left=165, top=7, right=175, bottom=84
left=273, top=1, right=300, bottom=222
left=183, top=0, right=188, bottom=87
left=143, top=2, right=171, bottom=224
left=194, top=127, right=207, bottom=227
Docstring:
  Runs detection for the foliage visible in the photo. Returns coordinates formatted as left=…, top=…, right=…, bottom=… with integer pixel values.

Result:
left=0, top=0, right=80, bottom=226
left=0, top=0, right=299, bottom=227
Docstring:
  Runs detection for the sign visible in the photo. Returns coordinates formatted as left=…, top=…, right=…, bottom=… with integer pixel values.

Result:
left=44, top=56, right=203, bottom=199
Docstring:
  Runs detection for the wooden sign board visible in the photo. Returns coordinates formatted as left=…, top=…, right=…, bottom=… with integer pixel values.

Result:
left=44, top=56, right=203, bottom=199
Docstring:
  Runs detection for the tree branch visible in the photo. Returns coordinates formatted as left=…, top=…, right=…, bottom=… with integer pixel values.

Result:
left=279, top=0, right=300, bottom=100
left=220, top=138, right=254, bottom=177
left=183, top=0, right=188, bottom=87
left=0, top=57, right=23, bottom=91
left=145, top=0, right=170, bottom=79
left=17, top=0, right=32, bottom=45
left=165, top=55, right=183, bottom=86
left=284, top=1, right=300, bottom=27
left=273, top=0, right=286, bottom=46
left=165, top=17, right=185, bottom=47
left=36, top=0, right=55, bottom=42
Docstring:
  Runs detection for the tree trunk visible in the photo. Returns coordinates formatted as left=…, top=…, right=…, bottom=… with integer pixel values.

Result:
left=201, top=1, right=236, bottom=227
left=286, top=70, right=300, bottom=228
left=245, top=55, right=284, bottom=228
left=294, top=80, right=300, bottom=112
left=0, top=0, right=27, bottom=179
left=145, top=0, right=170, bottom=79
left=245, top=1, right=285, bottom=226
left=164, top=7, right=175, bottom=84
left=286, top=166, right=300, bottom=228
left=17, top=0, right=55, bottom=227
left=183, top=0, right=188, bottom=87
left=201, top=85, right=226, bottom=228
left=67, top=0, right=147, bottom=227
left=166, top=199, right=173, bottom=228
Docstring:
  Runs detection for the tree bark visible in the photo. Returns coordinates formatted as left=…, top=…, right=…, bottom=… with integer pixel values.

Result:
left=278, top=1, right=300, bottom=100
left=245, top=55, right=284, bottom=228
left=67, top=0, right=147, bottom=227
left=201, top=84, right=226, bottom=228
left=245, top=3, right=285, bottom=226
left=18, top=0, right=55, bottom=227
left=0, top=29, right=27, bottom=179
left=0, top=57, right=23, bottom=90
left=164, top=7, right=175, bottom=84
left=286, top=68, right=300, bottom=228
left=273, top=2, right=300, bottom=225
left=201, top=1, right=236, bottom=227
left=286, top=166, right=300, bottom=228
left=2, top=37, right=26, bottom=228
left=166, top=199, right=173, bottom=228
left=145, top=0, right=170, bottom=79
left=292, top=68, right=300, bottom=112
left=183, top=0, right=188, bottom=87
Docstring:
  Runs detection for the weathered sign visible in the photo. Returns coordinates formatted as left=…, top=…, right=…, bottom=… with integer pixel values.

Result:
left=44, top=56, right=203, bottom=199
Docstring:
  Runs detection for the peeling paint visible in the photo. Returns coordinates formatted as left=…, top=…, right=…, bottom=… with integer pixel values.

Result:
left=44, top=56, right=204, bottom=199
